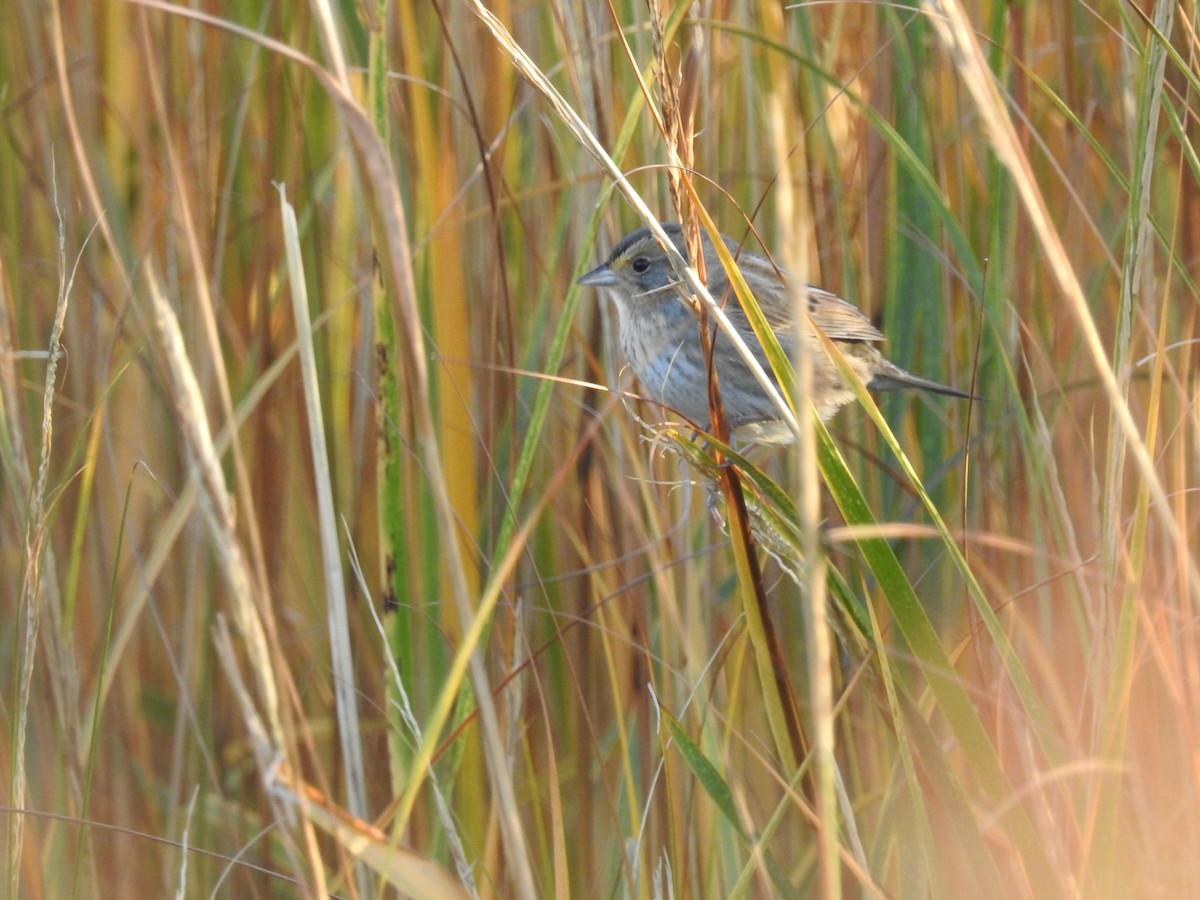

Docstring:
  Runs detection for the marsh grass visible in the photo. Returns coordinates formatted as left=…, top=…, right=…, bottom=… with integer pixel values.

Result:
left=4, top=0, right=1200, bottom=896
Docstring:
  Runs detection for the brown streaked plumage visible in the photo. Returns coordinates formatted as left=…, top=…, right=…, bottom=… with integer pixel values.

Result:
left=578, top=222, right=971, bottom=443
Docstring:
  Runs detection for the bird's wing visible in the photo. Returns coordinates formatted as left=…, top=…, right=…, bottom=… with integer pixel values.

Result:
left=805, top=287, right=885, bottom=343
left=708, top=239, right=886, bottom=344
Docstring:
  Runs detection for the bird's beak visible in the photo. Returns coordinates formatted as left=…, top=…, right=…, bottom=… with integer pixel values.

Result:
left=577, top=264, right=618, bottom=287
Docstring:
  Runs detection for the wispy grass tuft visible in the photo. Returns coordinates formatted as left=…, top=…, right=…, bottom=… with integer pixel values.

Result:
left=4, top=0, right=1200, bottom=896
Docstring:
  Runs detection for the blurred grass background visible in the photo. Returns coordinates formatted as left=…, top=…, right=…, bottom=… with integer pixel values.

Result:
left=3, top=0, right=1199, bottom=896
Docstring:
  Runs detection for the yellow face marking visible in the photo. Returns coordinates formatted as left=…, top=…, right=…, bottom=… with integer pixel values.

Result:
left=612, top=238, right=663, bottom=274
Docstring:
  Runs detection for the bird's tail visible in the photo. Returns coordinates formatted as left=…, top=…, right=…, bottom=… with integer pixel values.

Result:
left=869, top=362, right=975, bottom=400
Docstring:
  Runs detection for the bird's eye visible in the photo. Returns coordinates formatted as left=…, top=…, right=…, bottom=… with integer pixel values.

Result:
left=630, top=257, right=651, bottom=274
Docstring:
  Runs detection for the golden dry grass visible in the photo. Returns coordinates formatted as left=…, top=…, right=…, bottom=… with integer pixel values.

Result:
left=3, top=1, right=1200, bottom=897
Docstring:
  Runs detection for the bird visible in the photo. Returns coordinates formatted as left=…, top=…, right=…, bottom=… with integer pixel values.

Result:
left=578, top=222, right=971, bottom=443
